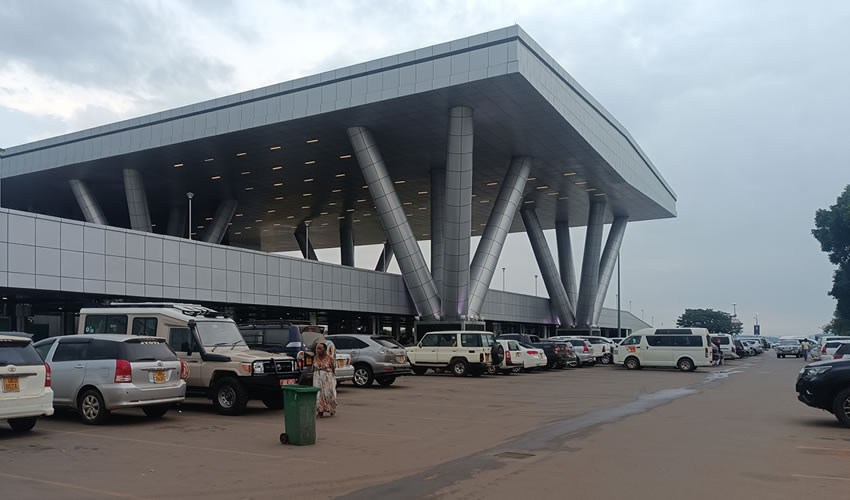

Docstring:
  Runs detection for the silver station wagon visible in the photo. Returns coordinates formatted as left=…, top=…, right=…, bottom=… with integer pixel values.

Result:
left=34, top=335, right=187, bottom=425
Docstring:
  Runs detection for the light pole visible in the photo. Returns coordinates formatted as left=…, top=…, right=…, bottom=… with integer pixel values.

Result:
left=629, top=300, right=632, bottom=313
left=617, top=251, right=621, bottom=338
left=186, top=192, right=194, bottom=240
left=534, top=274, right=538, bottom=297
left=304, top=220, right=312, bottom=260
left=732, top=303, right=737, bottom=317
left=502, top=267, right=506, bottom=292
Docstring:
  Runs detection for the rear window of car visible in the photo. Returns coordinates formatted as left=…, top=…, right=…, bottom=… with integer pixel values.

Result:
left=836, top=344, right=850, bottom=355
left=120, top=340, right=177, bottom=362
left=712, top=337, right=730, bottom=344
left=0, top=340, right=44, bottom=366
left=372, top=337, right=403, bottom=348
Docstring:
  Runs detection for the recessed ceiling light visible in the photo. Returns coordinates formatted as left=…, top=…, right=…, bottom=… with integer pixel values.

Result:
left=523, top=200, right=535, bottom=204
left=528, top=176, right=536, bottom=181
left=418, top=207, right=427, bottom=210
left=564, top=172, right=577, bottom=176
left=353, top=219, right=361, bottom=223
left=275, top=196, right=284, bottom=200
left=406, top=213, right=412, bottom=217
left=338, top=216, right=345, bottom=220
left=303, top=193, right=312, bottom=197
left=423, top=233, right=429, bottom=237
left=304, top=178, right=314, bottom=182
left=346, top=208, right=355, bottom=212
left=269, top=145, right=282, bottom=150
left=197, top=225, right=205, bottom=229
left=267, top=209, right=276, bottom=213
left=320, top=212, right=329, bottom=215
left=575, top=181, right=588, bottom=185
left=479, top=200, right=490, bottom=203
left=321, top=222, right=328, bottom=226
left=287, top=216, right=295, bottom=219
left=335, top=173, right=345, bottom=177
left=235, top=231, right=242, bottom=235
left=150, top=224, right=157, bottom=227
left=205, top=217, right=214, bottom=221
left=357, top=199, right=366, bottom=203
left=329, top=202, right=337, bottom=206
left=272, top=165, right=283, bottom=170
left=471, top=194, right=477, bottom=198
left=255, top=219, right=263, bottom=223
left=211, top=175, right=221, bottom=180
left=394, top=180, right=406, bottom=184
left=339, top=154, right=352, bottom=159
left=236, top=152, right=247, bottom=157
left=418, top=191, right=428, bottom=195
left=486, top=182, right=498, bottom=186
left=586, top=188, right=597, bottom=192
left=235, top=213, right=244, bottom=217
left=306, top=139, right=319, bottom=143
left=362, top=185, right=368, bottom=189
left=402, top=202, right=413, bottom=206
left=173, top=163, right=184, bottom=168
left=227, top=223, right=232, bottom=226
left=480, top=223, right=487, bottom=227
left=274, top=223, right=281, bottom=226
left=274, top=182, right=283, bottom=187
left=241, top=171, right=251, bottom=175
left=305, top=160, right=316, bottom=165
left=332, top=189, right=342, bottom=193
left=204, top=158, right=215, bottom=162
left=245, top=187, right=254, bottom=191
left=245, top=226, right=252, bottom=229
left=301, top=205, right=310, bottom=209
left=594, top=193, right=606, bottom=196
left=363, top=213, right=372, bottom=216
left=559, top=196, right=569, bottom=200
left=548, top=192, right=559, bottom=196
left=536, top=185, right=549, bottom=190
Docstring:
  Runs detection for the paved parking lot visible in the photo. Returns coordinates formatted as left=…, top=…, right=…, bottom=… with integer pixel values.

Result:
left=2, top=356, right=848, bottom=499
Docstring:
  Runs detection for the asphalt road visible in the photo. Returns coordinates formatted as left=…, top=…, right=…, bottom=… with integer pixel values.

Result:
left=1, top=354, right=847, bottom=499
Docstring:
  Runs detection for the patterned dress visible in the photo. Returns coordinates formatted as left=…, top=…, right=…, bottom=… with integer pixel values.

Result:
left=312, top=355, right=337, bottom=416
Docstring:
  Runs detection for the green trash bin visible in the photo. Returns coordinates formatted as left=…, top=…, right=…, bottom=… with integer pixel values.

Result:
left=280, top=385, right=320, bottom=446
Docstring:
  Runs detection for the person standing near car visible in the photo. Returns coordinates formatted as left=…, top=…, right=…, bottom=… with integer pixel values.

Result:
left=801, top=339, right=811, bottom=361
left=312, top=339, right=337, bottom=418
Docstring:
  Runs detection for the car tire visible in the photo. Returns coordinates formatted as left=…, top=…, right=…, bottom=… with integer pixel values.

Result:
left=486, top=364, right=498, bottom=375
left=776, top=354, right=781, bottom=358
left=78, top=388, right=110, bottom=425
left=142, top=405, right=170, bottom=419
left=262, top=397, right=285, bottom=409
left=352, top=363, right=374, bottom=388
left=451, top=359, right=469, bottom=377
left=212, top=376, right=249, bottom=416
left=411, top=366, right=427, bottom=376
left=677, top=358, right=695, bottom=372
left=8, top=417, right=37, bottom=432
left=601, top=354, right=613, bottom=365
left=832, top=388, right=850, bottom=428
left=624, top=357, right=640, bottom=370
left=376, top=376, right=396, bottom=387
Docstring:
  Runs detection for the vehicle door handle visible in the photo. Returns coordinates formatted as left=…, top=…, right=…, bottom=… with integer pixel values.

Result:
left=74, top=364, right=85, bottom=369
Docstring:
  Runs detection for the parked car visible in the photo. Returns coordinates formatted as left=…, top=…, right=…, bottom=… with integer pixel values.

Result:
left=553, top=338, right=596, bottom=367
left=711, top=334, right=737, bottom=360
left=819, top=340, right=850, bottom=362
left=34, top=335, right=186, bottom=425
left=498, top=333, right=572, bottom=369
left=733, top=339, right=749, bottom=358
left=832, top=343, right=850, bottom=360
left=326, top=334, right=411, bottom=387
left=613, top=328, right=712, bottom=371
left=79, top=303, right=300, bottom=415
left=517, top=342, right=548, bottom=372
left=796, top=358, right=850, bottom=427
left=487, top=339, right=523, bottom=375
left=1, top=335, right=54, bottom=432
left=298, top=332, right=355, bottom=386
left=775, top=339, right=802, bottom=358
left=577, top=336, right=615, bottom=364
left=740, top=340, right=763, bottom=355
left=406, top=331, right=501, bottom=377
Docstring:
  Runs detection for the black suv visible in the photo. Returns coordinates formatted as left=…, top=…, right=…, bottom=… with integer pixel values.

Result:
left=796, top=357, right=850, bottom=427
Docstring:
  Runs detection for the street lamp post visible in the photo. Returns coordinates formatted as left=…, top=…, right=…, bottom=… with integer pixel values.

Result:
left=617, top=251, right=621, bottom=338
left=304, top=220, right=312, bottom=260
left=502, top=267, right=506, bottom=292
left=186, top=192, right=194, bottom=240
left=534, top=274, right=538, bottom=297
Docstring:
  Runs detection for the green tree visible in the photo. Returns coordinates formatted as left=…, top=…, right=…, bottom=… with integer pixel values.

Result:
left=812, top=185, right=850, bottom=323
left=675, top=308, right=736, bottom=333
left=822, top=313, right=850, bottom=336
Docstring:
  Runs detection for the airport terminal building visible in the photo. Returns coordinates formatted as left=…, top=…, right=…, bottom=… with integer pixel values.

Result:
left=0, top=26, right=675, bottom=340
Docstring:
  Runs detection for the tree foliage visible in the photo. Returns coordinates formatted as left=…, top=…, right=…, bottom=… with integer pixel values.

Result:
left=676, top=308, right=739, bottom=333
left=813, top=185, right=850, bottom=322
left=822, top=314, right=850, bottom=336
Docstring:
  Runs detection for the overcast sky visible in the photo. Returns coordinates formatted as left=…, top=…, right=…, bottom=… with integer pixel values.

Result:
left=1, top=0, right=848, bottom=335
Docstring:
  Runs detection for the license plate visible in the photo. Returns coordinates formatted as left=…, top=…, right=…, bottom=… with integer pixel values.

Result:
left=3, top=376, right=20, bottom=392
left=280, top=379, right=296, bottom=386
left=337, top=359, right=345, bottom=368
left=153, top=370, right=166, bottom=383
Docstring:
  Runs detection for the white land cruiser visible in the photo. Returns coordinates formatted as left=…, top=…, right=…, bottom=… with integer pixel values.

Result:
left=406, top=331, right=503, bottom=377
left=79, top=303, right=299, bottom=415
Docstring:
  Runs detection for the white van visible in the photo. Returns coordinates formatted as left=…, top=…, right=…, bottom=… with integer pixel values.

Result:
left=613, top=328, right=712, bottom=371
left=711, top=334, right=737, bottom=359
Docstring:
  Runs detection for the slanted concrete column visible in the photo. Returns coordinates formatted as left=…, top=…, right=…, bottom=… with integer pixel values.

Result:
left=69, top=179, right=107, bottom=225
left=348, top=126, right=441, bottom=320
left=467, top=156, right=532, bottom=319
left=294, top=224, right=318, bottom=261
left=122, top=169, right=152, bottom=232
left=593, top=216, right=629, bottom=325
left=200, top=200, right=238, bottom=245
left=430, top=168, right=445, bottom=293
left=576, top=197, right=606, bottom=327
left=340, top=214, right=354, bottom=267
left=167, top=205, right=187, bottom=237
left=375, top=241, right=394, bottom=272
left=442, top=106, right=474, bottom=319
left=521, top=205, right=574, bottom=326
left=556, top=203, right=579, bottom=314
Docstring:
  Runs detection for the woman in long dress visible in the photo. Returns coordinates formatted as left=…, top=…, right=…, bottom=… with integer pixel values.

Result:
left=312, top=339, right=337, bottom=418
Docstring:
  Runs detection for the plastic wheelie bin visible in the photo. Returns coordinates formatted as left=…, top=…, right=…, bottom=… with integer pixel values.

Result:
left=279, top=385, right=320, bottom=445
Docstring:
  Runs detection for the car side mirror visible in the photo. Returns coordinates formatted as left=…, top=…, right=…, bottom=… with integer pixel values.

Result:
left=181, top=343, right=192, bottom=355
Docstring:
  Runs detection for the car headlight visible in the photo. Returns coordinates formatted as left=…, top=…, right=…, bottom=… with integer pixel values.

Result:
left=802, top=366, right=831, bottom=378
left=252, top=361, right=264, bottom=374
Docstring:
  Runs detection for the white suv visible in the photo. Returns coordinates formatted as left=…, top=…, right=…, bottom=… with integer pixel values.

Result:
left=406, top=331, right=501, bottom=377
left=1, top=335, right=54, bottom=432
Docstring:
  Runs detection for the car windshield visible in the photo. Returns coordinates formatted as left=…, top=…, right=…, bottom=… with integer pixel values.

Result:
left=196, top=321, right=246, bottom=347
left=779, top=340, right=798, bottom=345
